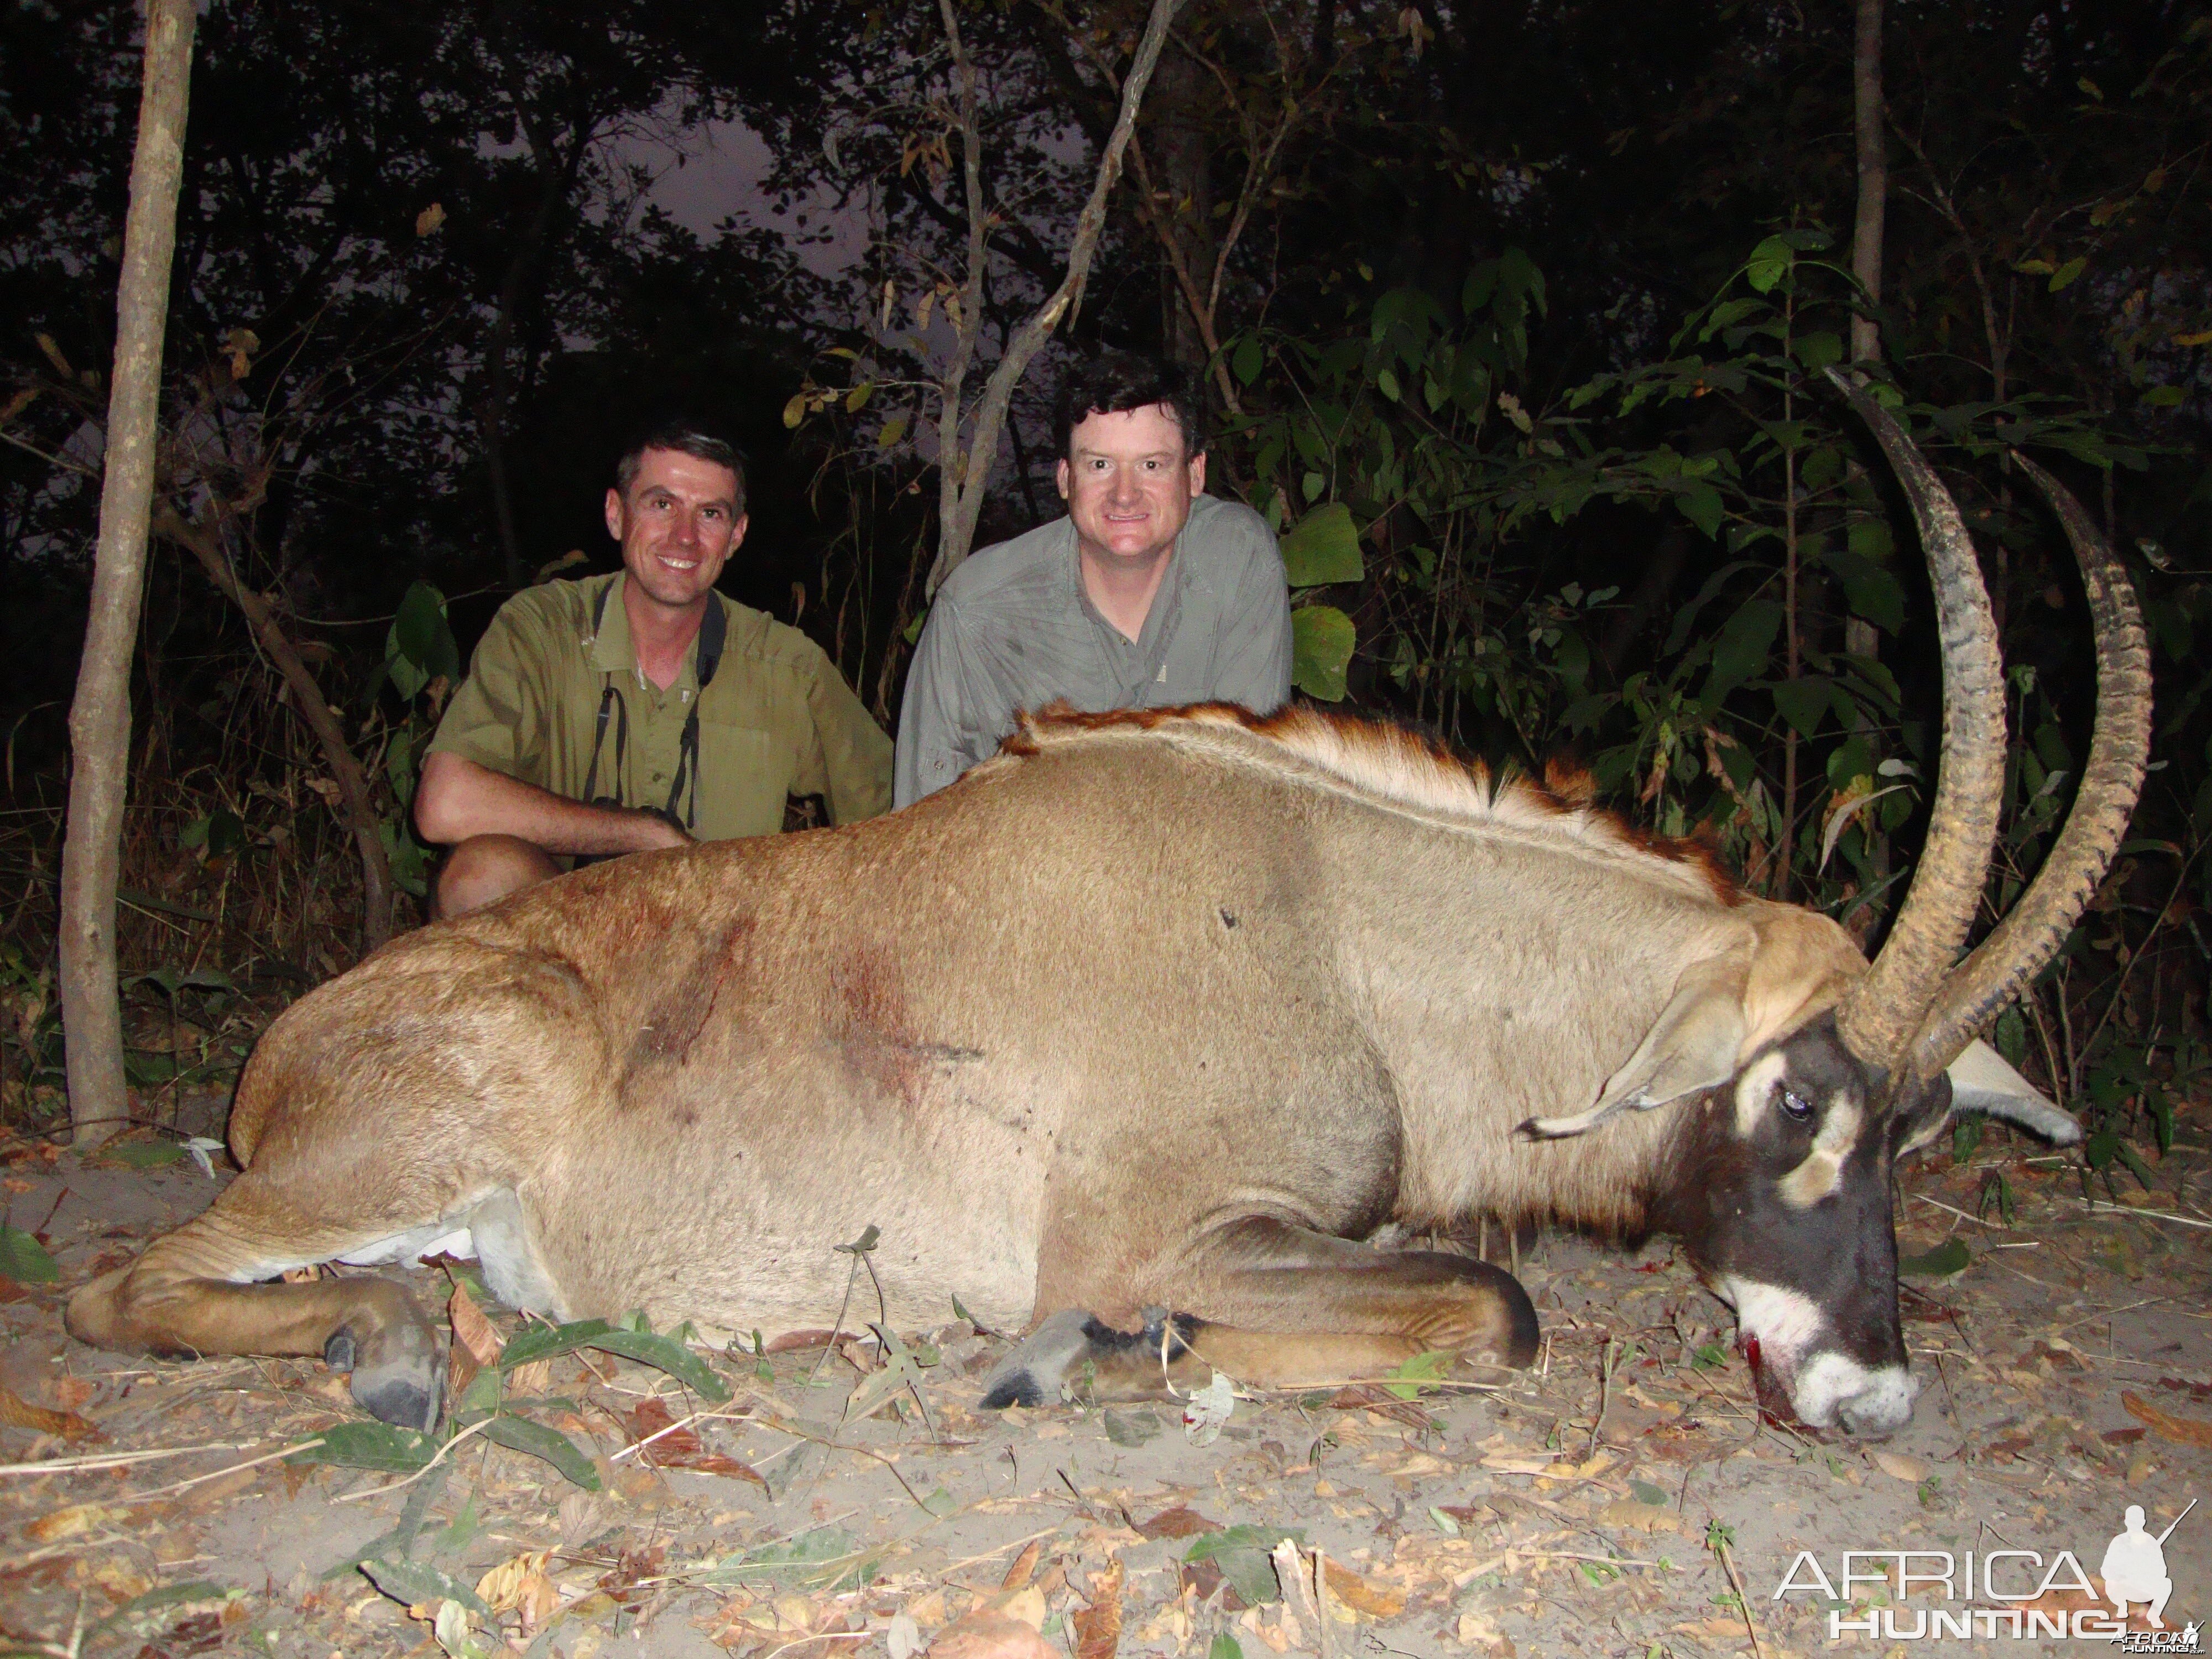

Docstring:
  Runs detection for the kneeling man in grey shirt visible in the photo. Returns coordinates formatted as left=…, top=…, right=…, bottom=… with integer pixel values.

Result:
left=894, top=353, right=1294, bottom=806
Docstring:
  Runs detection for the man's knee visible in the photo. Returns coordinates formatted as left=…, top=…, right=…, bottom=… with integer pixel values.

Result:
left=435, top=834, right=560, bottom=919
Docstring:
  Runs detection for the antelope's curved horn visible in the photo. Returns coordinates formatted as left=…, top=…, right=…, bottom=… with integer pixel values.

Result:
left=1824, top=372, right=2007, bottom=1078
left=1906, top=456, right=2152, bottom=1079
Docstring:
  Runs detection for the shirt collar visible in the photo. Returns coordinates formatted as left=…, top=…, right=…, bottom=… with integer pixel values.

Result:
left=586, top=573, right=709, bottom=695
left=1064, top=514, right=1191, bottom=651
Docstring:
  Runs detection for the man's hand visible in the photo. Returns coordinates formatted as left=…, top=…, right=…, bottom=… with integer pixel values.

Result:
left=416, top=751, right=692, bottom=857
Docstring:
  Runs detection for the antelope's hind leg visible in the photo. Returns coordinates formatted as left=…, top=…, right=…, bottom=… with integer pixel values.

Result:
left=983, top=1218, right=1540, bottom=1408
left=66, top=1174, right=453, bottom=1431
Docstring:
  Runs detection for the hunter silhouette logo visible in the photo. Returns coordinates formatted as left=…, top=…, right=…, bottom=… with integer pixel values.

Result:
left=2101, top=1500, right=2188, bottom=1629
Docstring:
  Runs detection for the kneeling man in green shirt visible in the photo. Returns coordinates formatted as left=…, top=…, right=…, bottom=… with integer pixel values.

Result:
left=417, top=424, right=893, bottom=916
left=893, top=353, right=1293, bottom=806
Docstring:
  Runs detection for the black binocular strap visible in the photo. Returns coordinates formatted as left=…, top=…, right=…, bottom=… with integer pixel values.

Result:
left=580, top=580, right=727, bottom=829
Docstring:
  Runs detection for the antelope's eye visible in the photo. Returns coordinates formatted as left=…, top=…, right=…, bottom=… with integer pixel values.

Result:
left=1780, top=1089, right=1816, bottom=1124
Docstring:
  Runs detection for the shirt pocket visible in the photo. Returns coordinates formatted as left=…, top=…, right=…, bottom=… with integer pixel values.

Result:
left=693, top=723, right=789, bottom=841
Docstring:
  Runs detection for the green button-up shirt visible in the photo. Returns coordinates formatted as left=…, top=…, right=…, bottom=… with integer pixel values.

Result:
left=428, top=573, right=892, bottom=839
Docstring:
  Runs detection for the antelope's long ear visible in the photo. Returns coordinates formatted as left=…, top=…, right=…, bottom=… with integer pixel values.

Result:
left=1945, top=1037, right=2081, bottom=1145
left=1520, top=952, right=1749, bottom=1139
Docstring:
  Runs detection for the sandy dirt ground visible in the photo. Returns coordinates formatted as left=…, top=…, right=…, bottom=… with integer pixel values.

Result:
left=1, top=1107, right=2206, bottom=1659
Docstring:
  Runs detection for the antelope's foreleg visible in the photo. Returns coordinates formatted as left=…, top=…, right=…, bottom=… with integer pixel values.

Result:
left=984, top=1217, right=1540, bottom=1407
left=66, top=1203, right=445, bottom=1431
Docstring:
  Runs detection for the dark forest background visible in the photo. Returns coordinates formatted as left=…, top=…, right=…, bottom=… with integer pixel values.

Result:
left=1, top=0, right=2208, bottom=1182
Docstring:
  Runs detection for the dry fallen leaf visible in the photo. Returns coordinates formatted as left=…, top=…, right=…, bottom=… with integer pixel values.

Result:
left=624, top=1395, right=703, bottom=1462
left=0, top=1383, right=98, bottom=1441
left=1000, top=1540, right=1042, bottom=1592
left=988, top=1585, right=1047, bottom=1631
left=476, top=1550, right=550, bottom=1614
left=1072, top=1558, right=1123, bottom=1659
left=1321, top=1559, right=1407, bottom=1620
left=558, top=1490, right=607, bottom=1551
left=2122, top=1390, right=2212, bottom=1447
left=620, top=1396, right=768, bottom=1486
left=1135, top=1504, right=1217, bottom=1540
left=1870, top=1450, right=1928, bottom=1483
left=25, top=1501, right=119, bottom=1543
left=931, top=1611, right=1060, bottom=1659
left=507, top=1357, right=554, bottom=1396
left=450, top=1280, right=503, bottom=1366
left=1598, top=1498, right=1685, bottom=1535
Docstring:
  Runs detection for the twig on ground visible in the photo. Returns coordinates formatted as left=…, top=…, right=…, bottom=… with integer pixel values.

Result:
left=0, top=1439, right=264, bottom=1478
left=115, top=1436, right=325, bottom=1504
left=1709, top=1524, right=1768, bottom=1659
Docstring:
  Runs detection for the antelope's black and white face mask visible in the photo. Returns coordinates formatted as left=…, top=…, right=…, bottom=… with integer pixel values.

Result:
left=1659, top=1019, right=2049, bottom=1436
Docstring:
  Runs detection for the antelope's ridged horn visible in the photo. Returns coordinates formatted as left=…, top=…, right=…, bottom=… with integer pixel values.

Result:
left=1824, top=371, right=2008, bottom=1078
left=1906, top=455, right=2153, bottom=1079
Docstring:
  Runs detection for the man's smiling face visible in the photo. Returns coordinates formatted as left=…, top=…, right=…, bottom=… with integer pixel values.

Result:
left=606, top=447, right=747, bottom=614
left=1056, top=403, right=1206, bottom=569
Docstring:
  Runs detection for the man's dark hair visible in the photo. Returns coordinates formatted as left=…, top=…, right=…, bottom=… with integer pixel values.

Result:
left=614, top=422, right=748, bottom=513
left=1052, top=353, right=1205, bottom=461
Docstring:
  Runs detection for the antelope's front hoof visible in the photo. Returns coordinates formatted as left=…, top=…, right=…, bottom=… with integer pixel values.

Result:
left=327, top=1314, right=444, bottom=1431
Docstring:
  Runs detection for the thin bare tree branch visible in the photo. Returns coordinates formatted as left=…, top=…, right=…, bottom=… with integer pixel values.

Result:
left=927, top=0, right=1190, bottom=596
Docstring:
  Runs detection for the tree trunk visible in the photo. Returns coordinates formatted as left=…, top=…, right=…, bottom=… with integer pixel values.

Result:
left=1844, top=0, right=1887, bottom=662
left=1149, top=45, right=1216, bottom=371
left=60, top=0, right=197, bottom=1149
left=1850, top=0, right=1886, bottom=365
left=156, top=507, right=395, bottom=952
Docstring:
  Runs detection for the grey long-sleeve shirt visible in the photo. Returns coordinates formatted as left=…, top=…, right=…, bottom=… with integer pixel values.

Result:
left=894, top=493, right=1294, bottom=806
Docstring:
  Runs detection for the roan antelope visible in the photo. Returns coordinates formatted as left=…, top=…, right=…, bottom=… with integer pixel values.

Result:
left=68, top=378, right=2147, bottom=1438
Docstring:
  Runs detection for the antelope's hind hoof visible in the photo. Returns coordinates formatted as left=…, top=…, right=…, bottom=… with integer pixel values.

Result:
left=326, top=1318, right=444, bottom=1432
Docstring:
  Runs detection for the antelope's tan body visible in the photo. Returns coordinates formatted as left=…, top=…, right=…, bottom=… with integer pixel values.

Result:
left=66, top=399, right=2148, bottom=1438
left=74, top=709, right=1809, bottom=1395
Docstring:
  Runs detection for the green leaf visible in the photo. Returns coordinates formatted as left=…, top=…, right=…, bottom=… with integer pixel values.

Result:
left=1186, top=1526, right=1304, bottom=1610
left=1794, top=332, right=1844, bottom=372
left=875, top=411, right=910, bottom=448
left=1376, top=367, right=1401, bottom=403
left=1744, top=235, right=1794, bottom=294
left=1385, top=1350, right=1452, bottom=1400
left=1211, top=1639, right=1246, bottom=1659
left=289, top=1421, right=438, bottom=1474
left=1676, top=482, right=1725, bottom=539
left=1705, top=599, right=1783, bottom=697
left=322, top=1461, right=453, bottom=1579
left=1771, top=677, right=1832, bottom=742
left=1291, top=604, right=1357, bottom=702
left=1232, top=335, right=1265, bottom=387
left=499, top=1317, right=731, bottom=1402
left=360, top=1558, right=491, bottom=1620
left=94, top=1136, right=186, bottom=1170
left=2049, top=257, right=2087, bottom=293
left=1828, top=551, right=1907, bottom=633
left=0, top=1222, right=58, bottom=1284
left=388, top=581, right=460, bottom=688
left=1899, top=1239, right=1970, bottom=1279
left=479, top=1415, right=599, bottom=1489
left=1629, top=1479, right=1672, bottom=1506
left=1278, top=503, right=1364, bottom=587
left=2142, top=385, right=2184, bottom=409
